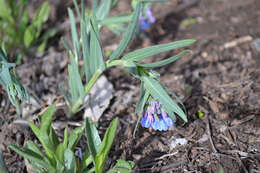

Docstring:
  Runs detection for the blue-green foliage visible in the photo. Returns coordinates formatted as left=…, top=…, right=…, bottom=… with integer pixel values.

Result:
left=0, top=0, right=54, bottom=63
left=0, top=47, right=29, bottom=116
left=9, top=105, right=132, bottom=173
left=9, top=0, right=195, bottom=172
left=62, top=0, right=194, bottom=123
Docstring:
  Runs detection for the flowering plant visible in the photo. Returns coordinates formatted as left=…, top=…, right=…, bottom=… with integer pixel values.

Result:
left=8, top=0, right=194, bottom=172
left=62, top=0, right=194, bottom=126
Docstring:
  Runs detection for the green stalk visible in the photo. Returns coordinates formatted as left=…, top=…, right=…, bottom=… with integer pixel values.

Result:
left=14, top=98, right=22, bottom=117
left=70, top=69, right=102, bottom=115
left=70, top=59, right=127, bottom=115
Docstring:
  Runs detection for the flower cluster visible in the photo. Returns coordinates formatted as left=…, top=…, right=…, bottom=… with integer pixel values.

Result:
left=139, top=7, right=155, bottom=30
left=141, top=100, right=174, bottom=131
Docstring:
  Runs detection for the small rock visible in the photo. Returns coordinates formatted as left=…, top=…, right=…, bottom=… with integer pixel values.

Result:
left=84, top=75, right=114, bottom=122
left=170, top=138, right=188, bottom=149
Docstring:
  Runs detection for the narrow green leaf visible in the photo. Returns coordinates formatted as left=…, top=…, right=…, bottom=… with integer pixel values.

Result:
left=68, top=65, right=78, bottom=104
left=68, top=8, right=80, bottom=62
left=8, top=145, right=48, bottom=169
left=64, top=125, right=69, bottom=148
left=64, top=149, right=77, bottom=173
left=28, top=122, right=41, bottom=140
left=100, top=14, right=132, bottom=26
left=24, top=26, right=34, bottom=48
left=0, top=0, right=12, bottom=22
left=96, top=0, right=111, bottom=20
left=85, top=118, right=101, bottom=159
left=49, top=127, right=59, bottom=148
left=32, top=2, right=50, bottom=29
left=25, top=141, right=45, bottom=159
left=162, top=83, right=187, bottom=116
left=81, top=17, right=91, bottom=83
left=122, top=40, right=195, bottom=61
left=95, top=118, right=118, bottom=173
left=40, top=104, right=56, bottom=133
left=56, top=143, right=65, bottom=163
left=142, top=76, right=187, bottom=122
left=59, top=86, right=72, bottom=107
left=69, top=52, right=85, bottom=101
left=68, top=126, right=85, bottom=150
left=88, top=16, right=105, bottom=77
left=62, top=38, right=73, bottom=52
left=80, top=151, right=92, bottom=173
left=137, top=50, right=190, bottom=68
left=109, top=2, right=142, bottom=60
left=107, top=160, right=134, bottom=173
left=38, top=131, right=56, bottom=166
left=72, top=0, right=81, bottom=18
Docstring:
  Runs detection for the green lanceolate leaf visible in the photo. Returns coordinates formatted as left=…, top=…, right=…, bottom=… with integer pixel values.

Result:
left=122, top=40, right=195, bottom=61
left=68, top=126, right=85, bottom=150
left=49, top=127, right=59, bottom=148
left=96, top=0, right=112, bottom=21
left=89, top=16, right=105, bottom=78
left=85, top=118, right=101, bottom=159
left=68, top=8, right=80, bottom=62
left=25, top=141, right=45, bottom=159
left=69, top=52, right=85, bottom=102
left=64, top=125, right=69, bottom=148
left=9, top=144, right=52, bottom=171
left=142, top=76, right=187, bottom=122
left=25, top=141, right=54, bottom=171
left=24, top=26, right=34, bottom=48
left=72, top=0, right=81, bottom=18
left=64, top=149, right=77, bottom=173
left=95, top=118, right=118, bottom=173
left=137, top=50, right=190, bottom=68
left=109, top=2, right=142, bottom=60
left=107, top=160, right=134, bottom=173
left=0, top=0, right=12, bottom=22
left=32, top=2, right=50, bottom=30
left=81, top=16, right=92, bottom=83
left=40, top=104, right=56, bottom=133
left=56, top=143, right=65, bottom=163
left=100, top=14, right=132, bottom=26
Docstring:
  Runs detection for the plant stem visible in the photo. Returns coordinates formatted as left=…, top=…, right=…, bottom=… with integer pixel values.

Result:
left=70, top=70, right=103, bottom=115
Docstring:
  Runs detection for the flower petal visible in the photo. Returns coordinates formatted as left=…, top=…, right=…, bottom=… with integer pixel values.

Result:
left=141, top=116, right=150, bottom=128
left=140, top=20, right=150, bottom=30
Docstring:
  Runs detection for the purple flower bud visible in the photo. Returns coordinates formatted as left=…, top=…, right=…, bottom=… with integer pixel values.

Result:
left=141, top=112, right=154, bottom=128
left=146, top=7, right=155, bottom=23
left=149, top=100, right=156, bottom=114
left=140, top=20, right=150, bottom=30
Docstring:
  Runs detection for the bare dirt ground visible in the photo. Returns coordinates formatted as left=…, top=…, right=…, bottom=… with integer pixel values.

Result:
left=0, top=0, right=260, bottom=172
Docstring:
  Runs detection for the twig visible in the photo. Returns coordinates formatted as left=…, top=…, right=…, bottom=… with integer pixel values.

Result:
left=206, top=116, right=217, bottom=153
left=155, top=152, right=178, bottom=160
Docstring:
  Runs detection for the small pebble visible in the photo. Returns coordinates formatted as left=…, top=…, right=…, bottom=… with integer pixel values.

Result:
left=170, top=138, right=188, bottom=149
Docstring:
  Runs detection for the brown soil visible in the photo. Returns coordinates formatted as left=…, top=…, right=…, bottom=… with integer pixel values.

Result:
left=1, top=0, right=260, bottom=172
